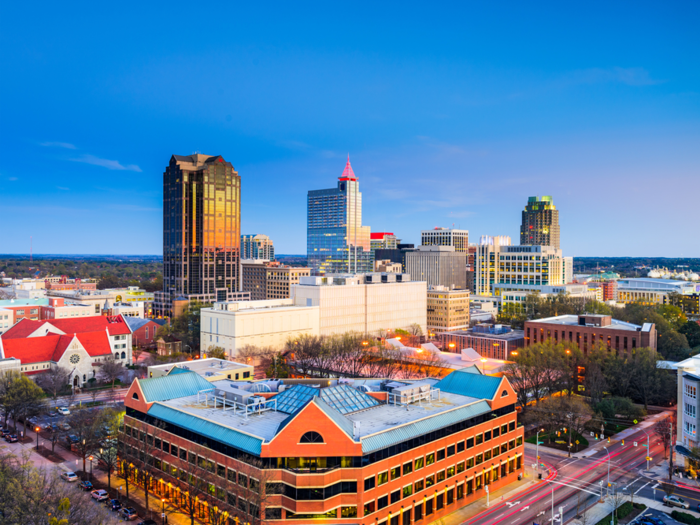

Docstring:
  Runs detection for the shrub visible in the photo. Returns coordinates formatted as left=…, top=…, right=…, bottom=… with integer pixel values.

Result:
left=672, top=511, right=700, bottom=525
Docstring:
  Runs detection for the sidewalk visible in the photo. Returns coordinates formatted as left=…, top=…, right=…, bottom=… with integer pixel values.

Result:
left=428, top=465, right=541, bottom=525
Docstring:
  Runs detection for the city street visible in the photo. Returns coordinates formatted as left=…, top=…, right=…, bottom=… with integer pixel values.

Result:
left=450, top=414, right=685, bottom=525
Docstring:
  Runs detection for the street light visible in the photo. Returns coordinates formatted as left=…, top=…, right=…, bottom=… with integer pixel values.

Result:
left=536, top=428, right=544, bottom=474
left=35, top=426, right=40, bottom=450
left=161, top=498, right=166, bottom=525
left=88, top=455, right=94, bottom=481
left=603, top=446, right=611, bottom=489
left=638, top=427, right=652, bottom=471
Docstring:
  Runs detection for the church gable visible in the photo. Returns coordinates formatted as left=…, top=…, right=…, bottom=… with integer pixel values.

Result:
left=28, top=322, right=64, bottom=338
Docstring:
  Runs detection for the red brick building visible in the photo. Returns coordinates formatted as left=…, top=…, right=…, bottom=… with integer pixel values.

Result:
left=124, top=317, right=166, bottom=348
left=524, top=314, right=657, bottom=353
left=122, top=368, right=524, bottom=525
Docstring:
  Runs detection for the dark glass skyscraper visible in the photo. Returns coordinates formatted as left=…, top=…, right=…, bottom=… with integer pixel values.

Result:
left=155, top=154, right=245, bottom=317
left=520, top=195, right=560, bottom=249
left=307, top=156, right=372, bottom=275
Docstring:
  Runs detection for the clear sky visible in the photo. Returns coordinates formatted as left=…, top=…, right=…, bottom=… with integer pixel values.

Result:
left=1, top=2, right=698, bottom=257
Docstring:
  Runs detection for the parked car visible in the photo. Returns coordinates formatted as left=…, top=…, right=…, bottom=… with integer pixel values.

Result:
left=59, top=423, right=71, bottom=431
left=5, top=434, right=18, bottom=443
left=78, top=480, right=94, bottom=491
left=91, top=489, right=109, bottom=501
left=663, top=495, right=690, bottom=509
left=121, top=507, right=139, bottom=521
left=642, top=516, right=665, bottom=525
left=0, top=428, right=10, bottom=437
left=56, top=407, right=70, bottom=416
left=60, top=471, right=78, bottom=482
left=66, top=434, right=80, bottom=445
left=106, top=499, right=122, bottom=511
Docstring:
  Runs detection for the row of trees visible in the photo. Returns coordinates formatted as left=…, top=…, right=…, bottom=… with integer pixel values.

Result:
left=503, top=340, right=675, bottom=413
left=284, top=332, right=450, bottom=379
left=0, top=452, right=115, bottom=524
left=498, top=295, right=699, bottom=361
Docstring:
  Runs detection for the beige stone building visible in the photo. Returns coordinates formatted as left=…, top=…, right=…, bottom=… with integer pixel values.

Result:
left=426, top=286, right=470, bottom=337
left=241, top=260, right=311, bottom=301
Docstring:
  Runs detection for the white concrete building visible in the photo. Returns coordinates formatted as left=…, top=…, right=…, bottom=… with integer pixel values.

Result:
left=421, top=227, right=469, bottom=252
left=147, top=357, right=254, bottom=381
left=292, top=273, right=427, bottom=337
left=200, top=299, right=319, bottom=357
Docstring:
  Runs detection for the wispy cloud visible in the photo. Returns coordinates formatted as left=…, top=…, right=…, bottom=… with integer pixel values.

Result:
left=69, top=154, right=142, bottom=172
left=56, top=186, right=70, bottom=191
left=40, top=141, right=77, bottom=149
left=566, top=67, right=662, bottom=87
left=8, top=177, right=18, bottom=181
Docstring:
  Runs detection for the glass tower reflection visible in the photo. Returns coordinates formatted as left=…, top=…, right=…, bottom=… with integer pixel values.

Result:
left=307, top=156, right=373, bottom=275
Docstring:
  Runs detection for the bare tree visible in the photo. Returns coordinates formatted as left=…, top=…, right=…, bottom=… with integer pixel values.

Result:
left=655, top=416, right=675, bottom=460
left=68, top=409, right=101, bottom=478
left=98, top=355, right=124, bottom=390
left=36, top=366, right=71, bottom=405
left=94, top=407, right=121, bottom=490
left=121, top=418, right=166, bottom=518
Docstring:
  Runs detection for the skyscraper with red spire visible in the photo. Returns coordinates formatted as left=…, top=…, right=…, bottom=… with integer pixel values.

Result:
left=307, top=156, right=373, bottom=275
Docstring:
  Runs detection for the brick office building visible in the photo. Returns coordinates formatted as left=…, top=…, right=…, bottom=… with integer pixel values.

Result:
left=122, top=369, right=524, bottom=525
left=524, top=314, right=657, bottom=353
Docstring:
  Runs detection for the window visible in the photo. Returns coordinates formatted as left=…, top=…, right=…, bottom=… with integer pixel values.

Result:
left=121, top=351, right=126, bottom=359
left=132, top=393, right=139, bottom=400
left=509, top=421, right=516, bottom=432
left=493, top=427, right=500, bottom=438
left=686, top=422, right=697, bottom=436
left=403, top=484, right=413, bottom=498
left=436, top=493, right=444, bottom=510
left=466, top=437, right=474, bottom=449
left=501, top=424, right=508, bottom=435
left=456, top=461, right=465, bottom=473
left=686, top=403, right=697, bottom=418
left=687, top=384, right=697, bottom=399
left=425, top=497, right=433, bottom=515
left=446, top=465, right=455, bottom=478
left=414, top=503, right=423, bottom=521
left=403, top=461, right=413, bottom=475
left=391, top=489, right=401, bottom=503
left=364, top=477, right=376, bottom=491
left=414, top=479, right=424, bottom=492
left=415, top=457, right=424, bottom=470
left=436, top=470, right=446, bottom=482
left=484, top=430, right=492, bottom=442
left=300, top=431, right=324, bottom=443
left=476, top=453, right=483, bottom=465
left=364, top=501, right=376, bottom=515
left=391, top=466, right=401, bottom=480
left=377, top=471, right=389, bottom=486
left=377, top=495, right=388, bottom=510
left=475, top=433, right=483, bottom=445
left=457, top=441, right=465, bottom=453
left=425, top=475, right=435, bottom=488
left=266, top=508, right=282, bottom=520
left=484, top=450, right=491, bottom=461
left=457, top=484, right=464, bottom=499
left=426, top=453, right=435, bottom=466
left=437, top=448, right=445, bottom=461
left=447, top=445, right=455, bottom=457
left=341, top=507, right=357, bottom=518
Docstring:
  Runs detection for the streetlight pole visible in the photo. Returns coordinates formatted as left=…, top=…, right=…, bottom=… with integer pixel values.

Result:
left=603, top=446, right=611, bottom=492
left=35, top=426, right=40, bottom=451
left=567, top=413, right=573, bottom=458
left=639, top=428, right=651, bottom=471
left=89, top=455, right=93, bottom=481
left=536, top=428, right=544, bottom=474
left=161, top=498, right=166, bottom=525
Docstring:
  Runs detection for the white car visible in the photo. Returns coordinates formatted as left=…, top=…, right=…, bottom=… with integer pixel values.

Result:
left=61, top=471, right=78, bottom=482
left=56, top=407, right=70, bottom=416
left=91, top=489, right=109, bottom=501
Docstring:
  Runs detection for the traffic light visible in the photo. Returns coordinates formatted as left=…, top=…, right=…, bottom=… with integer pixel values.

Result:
left=622, top=439, right=624, bottom=445
left=607, top=437, right=610, bottom=443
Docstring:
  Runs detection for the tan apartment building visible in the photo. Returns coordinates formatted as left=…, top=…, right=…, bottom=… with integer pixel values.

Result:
left=241, top=260, right=311, bottom=301
left=426, top=286, right=470, bottom=337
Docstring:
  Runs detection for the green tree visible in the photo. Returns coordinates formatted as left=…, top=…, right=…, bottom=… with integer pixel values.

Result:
left=680, top=321, right=700, bottom=348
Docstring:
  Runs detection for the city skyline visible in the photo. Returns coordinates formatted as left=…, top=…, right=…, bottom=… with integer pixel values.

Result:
left=1, top=3, right=699, bottom=257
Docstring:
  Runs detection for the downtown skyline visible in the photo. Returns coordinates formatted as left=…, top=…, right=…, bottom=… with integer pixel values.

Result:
left=1, top=2, right=699, bottom=257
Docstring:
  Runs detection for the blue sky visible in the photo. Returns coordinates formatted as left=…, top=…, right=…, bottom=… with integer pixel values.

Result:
left=1, top=2, right=698, bottom=256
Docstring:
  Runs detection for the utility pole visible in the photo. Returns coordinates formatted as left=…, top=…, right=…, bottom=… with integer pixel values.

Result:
left=669, top=419, right=675, bottom=482
left=568, top=413, right=573, bottom=457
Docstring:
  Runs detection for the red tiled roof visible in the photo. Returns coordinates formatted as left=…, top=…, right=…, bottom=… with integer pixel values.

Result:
left=1, top=314, right=131, bottom=340
left=2, top=331, right=113, bottom=364
left=370, top=232, right=395, bottom=239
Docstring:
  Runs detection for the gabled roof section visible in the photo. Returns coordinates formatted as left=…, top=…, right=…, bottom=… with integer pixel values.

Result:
left=271, top=384, right=318, bottom=414
left=147, top=403, right=263, bottom=455
left=434, top=369, right=502, bottom=400
left=1, top=315, right=131, bottom=339
left=2, top=331, right=113, bottom=363
left=167, top=366, right=194, bottom=376
left=313, top=397, right=354, bottom=438
left=138, top=371, right=213, bottom=403
left=124, top=317, right=153, bottom=332
left=360, top=400, right=491, bottom=454
left=320, top=384, right=380, bottom=414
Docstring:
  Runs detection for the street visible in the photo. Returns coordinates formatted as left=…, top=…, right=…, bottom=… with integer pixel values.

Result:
left=459, top=417, right=686, bottom=525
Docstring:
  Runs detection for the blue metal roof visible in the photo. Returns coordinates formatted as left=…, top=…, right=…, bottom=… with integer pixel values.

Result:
left=361, top=400, right=491, bottom=454
left=270, top=384, right=319, bottom=414
left=167, top=366, right=193, bottom=376
left=124, top=317, right=151, bottom=332
left=434, top=370, right=502, bottom=400
left=147, top=403, right=263, bottom=455
left=138, top=371, right=213, bottom=403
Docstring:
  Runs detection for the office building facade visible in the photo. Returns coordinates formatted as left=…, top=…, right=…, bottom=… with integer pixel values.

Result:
left=406, top=246, right=467, bottom=290
left=426, top=287, right=470, bottom=337
left=241, top=234, right=275, bottom=261
left=122, top=368, right=524, bottom=525
left=157, top=154, right=242, bottom=317
left=307, top=156, right=372, bottom=275
left=520, top=196, right=560, bottom=250
left=241, top=260, right=311, bottom=301
left=370, top=232, right=398, bottom=252
left=421, top=228, right=469, bottom=253
left=440, top=325, right=524, bottom=361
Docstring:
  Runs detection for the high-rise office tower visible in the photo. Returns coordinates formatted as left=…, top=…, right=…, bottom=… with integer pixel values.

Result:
left=520, top=196, right=560, bottom=249
left=307, top=156, right=372, bottom=275
left=421, top=227, right=469, bottom=252
left=155, top=154, right=247, bottom=318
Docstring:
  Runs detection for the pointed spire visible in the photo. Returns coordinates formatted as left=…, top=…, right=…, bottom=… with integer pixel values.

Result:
left=339, top=154, right=357, bottom=181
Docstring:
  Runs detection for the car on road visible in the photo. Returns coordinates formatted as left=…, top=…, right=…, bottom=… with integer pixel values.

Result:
left=59, top=422, right=71, bottom=431
left=641, top=516, right=666, bottom=525
left=663, top=494, right=690, bottom=509
left=66, top=434, right=80, bottom=445
left=5, top=434, right=18, bottom=443
left=0, top=428, right=10, bottom=437
left=56, top=407, right=70, bottom=416
left=137, top=520, right=157, bottom=525
left=121, top=507, right=139, bottom=520
left=106, top=499, right=122, bottom=511
left=91, top=489, right=109, bottom=501
left=78, top=480, right=93, bottom=491
left=60, top=471, right=78, bottom=482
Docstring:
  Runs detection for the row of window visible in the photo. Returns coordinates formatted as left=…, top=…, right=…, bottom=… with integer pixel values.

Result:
left=365, top=437, right=523, bottom=492
left=685, top=402, right=697, bottom=418
left=686, top=384, right=697, bottom=399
